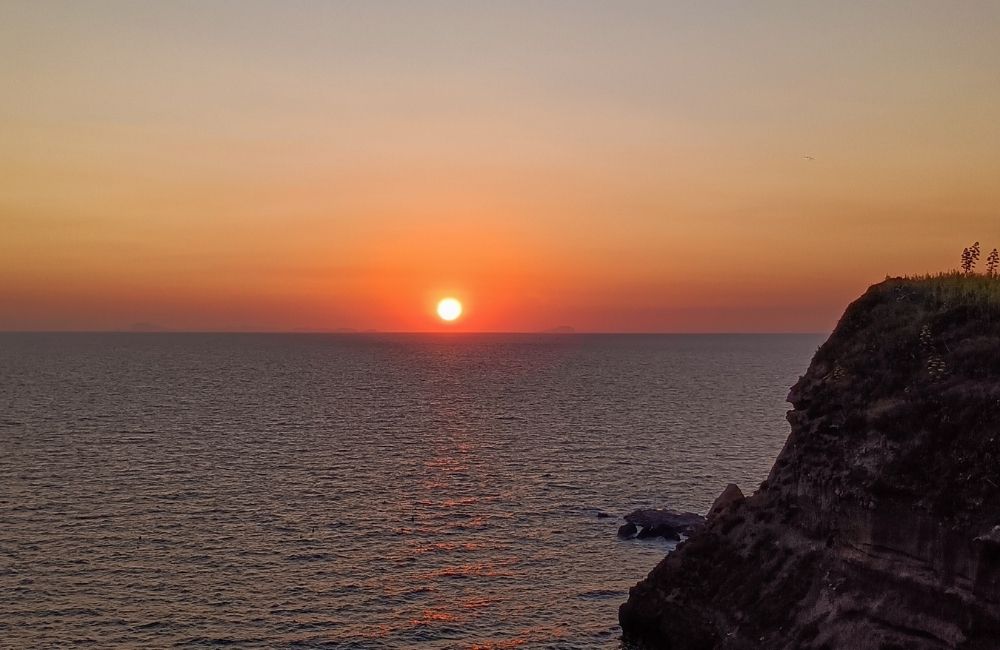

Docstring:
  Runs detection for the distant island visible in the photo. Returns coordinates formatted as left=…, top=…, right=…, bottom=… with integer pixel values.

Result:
left=127, top=322, right=170, bottom=332
left=541, top=325, right=576, bottom=334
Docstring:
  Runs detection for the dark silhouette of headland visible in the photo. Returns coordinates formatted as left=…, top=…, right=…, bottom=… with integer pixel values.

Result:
left=621, top=273, right=1000, bottom=648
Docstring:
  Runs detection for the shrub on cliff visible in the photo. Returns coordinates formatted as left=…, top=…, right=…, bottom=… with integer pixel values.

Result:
left=961, top=241, right=981, bottom=274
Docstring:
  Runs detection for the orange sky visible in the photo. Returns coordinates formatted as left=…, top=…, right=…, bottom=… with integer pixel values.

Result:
left=2, top=2, right=1000, bottom=332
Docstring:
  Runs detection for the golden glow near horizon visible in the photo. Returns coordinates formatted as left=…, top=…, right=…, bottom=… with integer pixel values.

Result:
left=2, top=2, right=999, bottom=332
left=436, top=298, right=463, bottom=323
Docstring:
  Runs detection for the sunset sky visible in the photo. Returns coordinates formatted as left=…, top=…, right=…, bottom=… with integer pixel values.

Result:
left=2, top=1, right=999, bottom=332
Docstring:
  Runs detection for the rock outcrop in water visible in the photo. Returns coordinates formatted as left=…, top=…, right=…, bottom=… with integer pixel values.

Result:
left=624, top=509, right=706, bottom=541
left=620, top=278, right=1000, bottom=649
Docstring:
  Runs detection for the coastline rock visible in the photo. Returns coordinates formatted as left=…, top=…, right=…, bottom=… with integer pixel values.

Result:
left=617, top=523, right=638, bottom=539
left=620, top=278, right=1000, bottom=649
left=707, top=483, right=744, bottom=519
left=636, top=525, right=681, bottom=541
left=624, top=509, right=705, bottom=536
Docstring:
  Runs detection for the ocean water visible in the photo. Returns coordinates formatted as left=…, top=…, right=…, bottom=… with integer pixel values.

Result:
left=0, top=333, right=822, bottom=648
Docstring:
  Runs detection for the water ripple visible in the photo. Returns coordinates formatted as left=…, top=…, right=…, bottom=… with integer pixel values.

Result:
left=0, top=332, right=820, bottom=647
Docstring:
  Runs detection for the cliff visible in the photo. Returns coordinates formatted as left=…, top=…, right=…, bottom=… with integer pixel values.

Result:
left=620, top=277, right=1000, bottom=649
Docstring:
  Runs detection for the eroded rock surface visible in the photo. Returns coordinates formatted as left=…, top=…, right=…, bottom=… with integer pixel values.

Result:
left=707, top=483, right=744, bottom=519
left=620, top=278, right=1000, bottom=649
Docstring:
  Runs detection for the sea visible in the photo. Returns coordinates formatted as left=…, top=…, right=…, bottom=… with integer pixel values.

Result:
left=0, top=332, right=822, bottom=648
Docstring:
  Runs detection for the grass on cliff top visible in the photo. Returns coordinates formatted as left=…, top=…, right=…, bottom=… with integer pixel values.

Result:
left=817, top=271, right=1000, bottom=403
left=883, top=272, right=1000, bottom=309
left=805, top=272, right=1000, bottom=520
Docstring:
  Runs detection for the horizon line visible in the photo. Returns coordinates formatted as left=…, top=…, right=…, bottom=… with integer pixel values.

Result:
left=0, top=329, right=828, bottom=336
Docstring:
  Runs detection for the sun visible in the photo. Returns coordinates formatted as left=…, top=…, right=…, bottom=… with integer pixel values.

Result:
left=436, top=297, right=463, bottom=322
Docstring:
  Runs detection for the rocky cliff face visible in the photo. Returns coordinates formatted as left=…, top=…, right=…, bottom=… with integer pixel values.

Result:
left=620, top=278, right=1000, bottom=649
